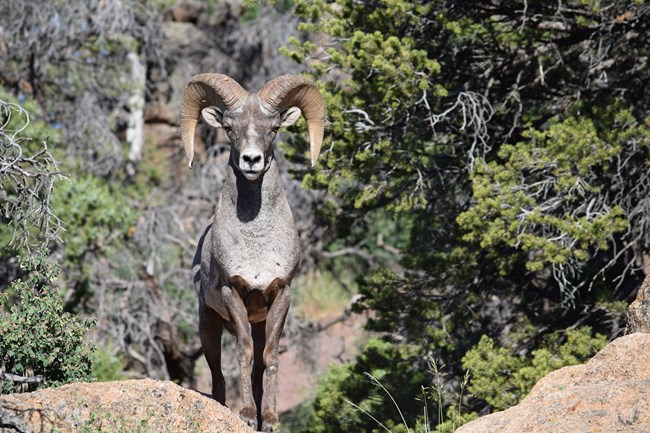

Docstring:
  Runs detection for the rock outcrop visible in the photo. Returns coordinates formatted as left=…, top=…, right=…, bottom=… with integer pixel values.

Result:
left=627, top=274, right=650, bottom=333
left=456, top=333, right=650, bottom=433
left=0, top=379, right=254, bottom=433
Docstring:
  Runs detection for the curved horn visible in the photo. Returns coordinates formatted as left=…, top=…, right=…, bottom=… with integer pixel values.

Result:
left=179, top=73, right=248, bottom=168
left=258, top=75, right=325, bottom=167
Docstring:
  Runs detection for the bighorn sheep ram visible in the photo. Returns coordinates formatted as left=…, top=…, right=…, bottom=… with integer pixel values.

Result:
left=180, top=73, right=324, bottom=432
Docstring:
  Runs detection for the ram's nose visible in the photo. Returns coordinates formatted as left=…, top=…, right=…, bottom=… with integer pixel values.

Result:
left=242, top=152, right=262, bottom=167
left=239, top=149, right=264, bottom=179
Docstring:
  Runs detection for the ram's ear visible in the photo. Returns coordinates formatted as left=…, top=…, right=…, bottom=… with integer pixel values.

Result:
left=280, top=107, right=302, bottom=127
left=201, top=106, right=224, bottom=128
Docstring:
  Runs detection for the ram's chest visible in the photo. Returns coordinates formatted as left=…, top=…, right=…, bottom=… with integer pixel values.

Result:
left=212, top=216, right=300, bottom=291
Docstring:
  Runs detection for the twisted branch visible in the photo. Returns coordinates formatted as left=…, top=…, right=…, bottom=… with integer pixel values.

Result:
left=0, top=98, right=64, bottom=252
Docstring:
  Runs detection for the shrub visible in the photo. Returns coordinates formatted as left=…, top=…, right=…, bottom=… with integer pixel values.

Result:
left=462, top=327, right=607, bottom=411
left=0, top=254, right=95, bottom=393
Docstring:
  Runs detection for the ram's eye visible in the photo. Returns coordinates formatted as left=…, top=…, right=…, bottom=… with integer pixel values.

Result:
left=268, top=128, right=279, bottom=139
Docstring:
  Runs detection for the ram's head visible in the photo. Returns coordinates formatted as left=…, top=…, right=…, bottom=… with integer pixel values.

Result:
left=179, top=74, right=325, bottom=180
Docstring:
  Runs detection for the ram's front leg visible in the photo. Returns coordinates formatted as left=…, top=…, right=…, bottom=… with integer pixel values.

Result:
left=222, top=285, right=257, bottom=429
left=261, top=284, right=291, bottom=433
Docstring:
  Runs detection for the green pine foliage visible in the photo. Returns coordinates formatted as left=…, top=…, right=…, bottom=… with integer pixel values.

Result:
left=462, top=327, right=607, bottom=410
left=283, top=0, right=446, bottom=215
left=283, top=0, right=650, bottom=431
left=458, top=108, right=650, bottom=296
left=0, top=255, right=94, bottom=394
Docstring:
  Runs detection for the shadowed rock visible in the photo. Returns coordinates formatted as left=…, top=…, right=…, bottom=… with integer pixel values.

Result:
left=627, top=274, right=650, bottom=334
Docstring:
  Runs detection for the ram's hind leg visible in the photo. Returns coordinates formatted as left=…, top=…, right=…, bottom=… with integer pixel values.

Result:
left=199, top=302, right=226, bottom=405
left=251, top=321, right=266, bottom=429
left=261, top=284, right=291, bottom=433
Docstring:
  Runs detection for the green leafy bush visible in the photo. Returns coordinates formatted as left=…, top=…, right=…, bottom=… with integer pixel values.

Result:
left=0, top=254, right=94, bottom=393
left=53, top=176, right=135, bottom=262
left=91, top=345, right=126, bottom=382
left=51, top=175, right=136, bottom=307
left=462, top=327, right=607, bottom=411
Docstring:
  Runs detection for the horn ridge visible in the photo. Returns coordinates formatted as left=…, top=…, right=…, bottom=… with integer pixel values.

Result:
left=179, top=73, right=248, bottom=168
left=258, top=75, right=325, bottom=167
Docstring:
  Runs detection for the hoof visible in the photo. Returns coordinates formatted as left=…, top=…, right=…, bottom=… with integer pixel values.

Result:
left=261, top=422, right=279, bottom=433
left=239, top=405, right=258, bottom=429
left=262, top=410, right=279, bottom=433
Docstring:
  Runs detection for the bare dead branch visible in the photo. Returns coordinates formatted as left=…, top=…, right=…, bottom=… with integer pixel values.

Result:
left=0, top=98, right=65, bottom=252
left=0, top=371, right=45, bottom=384
left=427, top=91, right=494, bottom=171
